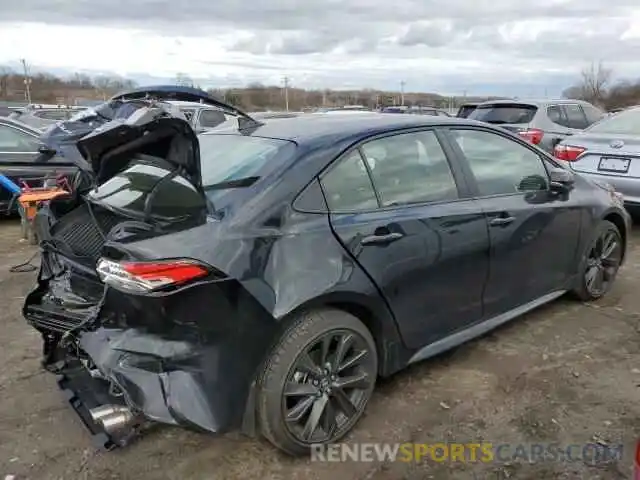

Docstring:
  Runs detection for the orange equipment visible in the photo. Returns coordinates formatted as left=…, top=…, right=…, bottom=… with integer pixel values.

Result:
left=17, top=177, right=70, bottom=245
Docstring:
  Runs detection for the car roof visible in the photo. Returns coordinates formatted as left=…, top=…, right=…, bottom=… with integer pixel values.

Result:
left=476, top=98, right=593, bottom=107
left=202, top=113, right=478, bottom=146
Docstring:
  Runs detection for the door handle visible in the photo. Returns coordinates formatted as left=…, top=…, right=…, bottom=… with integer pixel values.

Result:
left=361, top=232, right=404, bottom=245
left=489, top=216, right=516, bottom=226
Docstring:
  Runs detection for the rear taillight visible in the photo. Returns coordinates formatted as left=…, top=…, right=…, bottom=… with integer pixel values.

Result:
left=553, top=144, right=586, bottom=161
left=635, top=441, right=640, bottom=479
left=518, top=128, right=544, bottom=145
left=96, top=258, right=210, bottom=293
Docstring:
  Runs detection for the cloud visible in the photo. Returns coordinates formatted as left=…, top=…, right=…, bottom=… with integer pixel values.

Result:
left=1, top=0, right=640, bottom=95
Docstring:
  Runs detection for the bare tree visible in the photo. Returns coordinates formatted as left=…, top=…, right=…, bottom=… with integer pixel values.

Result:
left=175, top=73, right=194, bottom=87
left=565, top=61, right=612, bottom=106
left=93, top=75, right=114, bottom=100
left=582, top=61, right=612, bottom=105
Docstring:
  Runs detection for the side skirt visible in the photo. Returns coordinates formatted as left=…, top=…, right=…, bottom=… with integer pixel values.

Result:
left=408, top=290, right=567, bottom=365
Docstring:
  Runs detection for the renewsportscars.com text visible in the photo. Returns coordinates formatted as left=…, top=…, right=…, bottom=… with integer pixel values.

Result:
left=310, top=442, right=623, bottom=464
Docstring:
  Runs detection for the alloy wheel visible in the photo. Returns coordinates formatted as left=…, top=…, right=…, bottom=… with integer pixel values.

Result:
left=585, top=228, right=622, bottom=297
left=282, top=329, right=376, bottom=444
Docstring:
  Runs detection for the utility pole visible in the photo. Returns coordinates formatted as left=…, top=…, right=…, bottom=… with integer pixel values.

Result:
left=400, top=80, right=406, bottom=106
left=20, top=58, right=32, bottom=104
left=283, top=76, right=290, bottom=112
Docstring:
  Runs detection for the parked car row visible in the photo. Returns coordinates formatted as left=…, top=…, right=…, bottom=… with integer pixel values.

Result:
left=4, top=86, right=629, bottom=458
left=0, top=116, right=76, bottom=213
left=8, top=104, right=88, bottom=130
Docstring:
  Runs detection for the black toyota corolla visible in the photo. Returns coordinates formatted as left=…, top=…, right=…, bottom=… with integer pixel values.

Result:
left=23, top=86, right=630, bottom=455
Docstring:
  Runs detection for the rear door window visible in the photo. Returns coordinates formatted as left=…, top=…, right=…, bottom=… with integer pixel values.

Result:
left=468, top=104, right=538, bottom=124
left=320, top=151, right=379, bottom=211
left=562, top=104, right=589, bottom=129
left=360, top=130, right=459, bottom=206
left=450, top=128, right=549, bottom=197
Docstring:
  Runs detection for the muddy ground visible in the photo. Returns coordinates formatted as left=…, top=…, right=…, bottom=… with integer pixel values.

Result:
left=1, top=218, right=640, bottom=479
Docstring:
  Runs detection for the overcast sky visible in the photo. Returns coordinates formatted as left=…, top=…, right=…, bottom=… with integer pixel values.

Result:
left=1, top=0, right=640, bottom=96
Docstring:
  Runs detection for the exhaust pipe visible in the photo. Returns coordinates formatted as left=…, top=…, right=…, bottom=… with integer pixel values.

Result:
left=89, top=405, right=138, bottom=434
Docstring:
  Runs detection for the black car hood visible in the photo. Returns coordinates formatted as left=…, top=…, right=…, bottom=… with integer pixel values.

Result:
left=39, top=86, right=255, bottom=187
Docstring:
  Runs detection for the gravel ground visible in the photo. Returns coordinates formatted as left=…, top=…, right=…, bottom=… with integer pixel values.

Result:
left=1, top=218, right=639, bottom=480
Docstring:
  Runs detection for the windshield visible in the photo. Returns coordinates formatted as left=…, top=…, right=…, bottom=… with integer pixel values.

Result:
left=469, top=104, right=538, bottom=124
left=586, top=108, right=640, bottom=135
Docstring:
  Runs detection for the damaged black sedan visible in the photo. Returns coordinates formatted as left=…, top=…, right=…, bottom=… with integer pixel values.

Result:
left=23, top=86, right=630, bottom=456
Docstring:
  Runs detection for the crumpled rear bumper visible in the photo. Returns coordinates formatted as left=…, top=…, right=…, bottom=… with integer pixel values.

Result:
left=78, top=327, right=241, bottom=433
left=53, top=320, right=273, bottom=447
left=25, top=264, right=280, bottom=448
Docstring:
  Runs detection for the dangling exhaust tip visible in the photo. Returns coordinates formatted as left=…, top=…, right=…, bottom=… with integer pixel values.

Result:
left=89, top=405, right=121, bottom=423
left=89, top=405, right=138, bottom=434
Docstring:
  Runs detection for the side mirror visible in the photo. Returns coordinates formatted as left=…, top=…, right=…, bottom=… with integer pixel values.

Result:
left=549, top=167, right=574, bottom=192
left=38, top=144, right=56, bottom=156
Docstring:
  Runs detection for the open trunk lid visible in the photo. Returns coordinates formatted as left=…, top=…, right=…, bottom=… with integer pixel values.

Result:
left=39, top=86, right=260, bottom=186
left=24, top=87, right=257, bottom=338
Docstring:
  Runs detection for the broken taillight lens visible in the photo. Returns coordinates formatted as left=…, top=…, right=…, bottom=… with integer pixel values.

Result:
left=96, top=258, right=210, bottom=293
left=553, top=144, right=586, bottom=161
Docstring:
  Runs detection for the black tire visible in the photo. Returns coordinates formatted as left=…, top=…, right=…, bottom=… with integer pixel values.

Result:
left=257, top=309, right=377, bottom=456
left=572, top=220, right=623, bottom=301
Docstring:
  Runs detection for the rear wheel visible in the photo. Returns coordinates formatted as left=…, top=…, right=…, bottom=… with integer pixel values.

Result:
left=572, top=220, right=623, bottom=301
left=257, top=309, right=377, bottom=456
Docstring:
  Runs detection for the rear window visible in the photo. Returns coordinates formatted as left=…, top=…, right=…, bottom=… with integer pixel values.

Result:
left=87, top=159, right=206, bottom=221
left=198, top=134, right=297, bottom=209
left=586, top=108, right=640, bottom=135
left=468, top=104, right=538, bottom=124
left=199, top=134, right=296, bottom=188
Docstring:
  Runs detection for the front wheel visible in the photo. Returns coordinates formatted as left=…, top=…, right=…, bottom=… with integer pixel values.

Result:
left=257, top=309, right=378, bottom=456
left=572, top=220, right=623, bottom=301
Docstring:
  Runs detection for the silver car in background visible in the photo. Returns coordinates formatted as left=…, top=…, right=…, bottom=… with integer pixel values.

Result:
left=553, top=106, right=640, bottom=208
left=468, top=99, right=604, bottom=153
